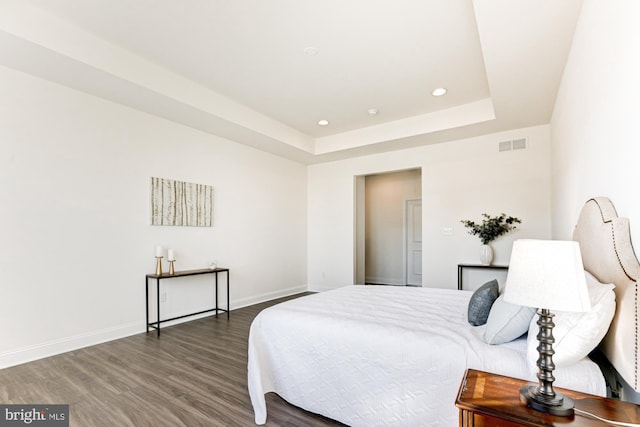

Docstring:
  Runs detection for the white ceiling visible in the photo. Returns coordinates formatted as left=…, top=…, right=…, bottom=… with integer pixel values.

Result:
left=0, top=0, right=583, bottom=164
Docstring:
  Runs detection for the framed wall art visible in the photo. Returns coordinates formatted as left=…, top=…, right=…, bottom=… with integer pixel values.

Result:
left=150, top=177, right=213, bottom=227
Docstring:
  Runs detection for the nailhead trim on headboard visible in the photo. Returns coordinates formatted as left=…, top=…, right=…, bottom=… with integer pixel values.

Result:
left=574, top=197, right=640, bottom=392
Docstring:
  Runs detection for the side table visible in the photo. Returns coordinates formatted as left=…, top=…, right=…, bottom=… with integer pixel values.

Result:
left=457, top=264, right=508, bottom=290
left=145, top=268, right=229, bottom=337
left=456, top=369, right=640, bottom=426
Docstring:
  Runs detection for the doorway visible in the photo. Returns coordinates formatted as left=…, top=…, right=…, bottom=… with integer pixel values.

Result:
left=355, top=168, right=422, bottom=286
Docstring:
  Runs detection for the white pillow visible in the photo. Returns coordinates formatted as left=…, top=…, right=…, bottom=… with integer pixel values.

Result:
left=526, top=271, right=615, bottom=368
left=484, top=295, right=536, bottom=344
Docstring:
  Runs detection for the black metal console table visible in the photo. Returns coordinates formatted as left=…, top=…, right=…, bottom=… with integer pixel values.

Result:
left=145, top=268, right=229, bottom=337
left=457, top=264, right=508, bottom=290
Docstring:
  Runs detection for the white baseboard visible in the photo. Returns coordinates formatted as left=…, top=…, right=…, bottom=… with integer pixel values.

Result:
left=232, top=285, right=308, bottom=309
left=307, top=284, right=348, bottom=292
left=0, top=284, right=310, bottom=370
left=365, top=276, right=405, bottom=286
left=0, top=322, right=142, bottom=369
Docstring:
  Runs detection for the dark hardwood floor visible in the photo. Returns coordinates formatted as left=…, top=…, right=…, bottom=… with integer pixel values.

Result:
left=0, top=293, right=344, bottom=427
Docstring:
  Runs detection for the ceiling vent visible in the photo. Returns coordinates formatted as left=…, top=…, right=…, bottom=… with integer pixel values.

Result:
left=498, top=137, right=528, bottom=152
left=498, top=141, right=512, bottom=152
left=512, top=138, right=527, bottom=150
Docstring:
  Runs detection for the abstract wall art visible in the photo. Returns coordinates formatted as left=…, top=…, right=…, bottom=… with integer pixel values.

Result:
left=150, top=177, right=213, bottom=227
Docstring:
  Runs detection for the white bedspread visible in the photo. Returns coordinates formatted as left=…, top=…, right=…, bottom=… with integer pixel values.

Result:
left=248, top=285, right=606, bottom=426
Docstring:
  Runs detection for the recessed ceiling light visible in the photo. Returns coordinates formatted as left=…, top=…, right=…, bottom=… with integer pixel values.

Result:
left=317, top=119, right=329, bottom=126
left=303, top=46, right=319, bottom=56
left=432, top=87, right=447, bottom=97
left=367, top=108, right=379, bottom=116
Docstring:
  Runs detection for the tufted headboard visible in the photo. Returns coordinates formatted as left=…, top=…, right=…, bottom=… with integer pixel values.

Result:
left=573, top=197, right=640, bottom=392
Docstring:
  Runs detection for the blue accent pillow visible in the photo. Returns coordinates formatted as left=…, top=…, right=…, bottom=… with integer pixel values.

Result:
left=467, top=279, right=499, bottom=326
left=483, top=295, right=536, bottom=344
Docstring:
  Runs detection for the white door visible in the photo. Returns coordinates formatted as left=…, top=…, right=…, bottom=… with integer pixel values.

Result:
left=406, top=199, right=422, bottom=286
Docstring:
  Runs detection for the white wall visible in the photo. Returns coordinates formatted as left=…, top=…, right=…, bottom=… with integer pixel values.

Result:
left=308, top=125, right=552, bottom=291
left=550, top=0, right=640, bottom=403
left=551, top=0, right=640, bottom=247
left=0, top=65, right=307, bottom=367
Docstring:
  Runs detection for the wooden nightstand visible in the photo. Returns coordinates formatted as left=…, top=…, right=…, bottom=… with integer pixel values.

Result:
left=456, top=369, right=640, bottom=426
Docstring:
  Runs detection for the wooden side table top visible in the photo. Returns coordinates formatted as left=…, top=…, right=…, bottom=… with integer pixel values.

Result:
left=456, top=369, right=640, bottom=426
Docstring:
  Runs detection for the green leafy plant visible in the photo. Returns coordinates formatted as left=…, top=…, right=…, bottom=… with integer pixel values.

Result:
left=461, top=213, right=522, bottom=245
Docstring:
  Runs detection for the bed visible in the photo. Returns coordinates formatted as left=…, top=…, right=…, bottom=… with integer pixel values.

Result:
left=247, top=197, right=640, bottom=426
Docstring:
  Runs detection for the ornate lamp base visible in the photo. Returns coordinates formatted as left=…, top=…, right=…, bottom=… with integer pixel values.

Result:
left=523, top=308, right=575, bottom=417
left=520, top=385, right=574, bottom=416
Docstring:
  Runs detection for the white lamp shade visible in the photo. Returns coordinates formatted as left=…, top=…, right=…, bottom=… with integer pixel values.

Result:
left=503, top=239, right=591, bottom=312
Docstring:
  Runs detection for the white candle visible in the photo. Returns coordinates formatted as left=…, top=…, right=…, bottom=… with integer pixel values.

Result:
left=155, top=245, right=162, bottom=257
left=168, top=249, right=174, bottom=261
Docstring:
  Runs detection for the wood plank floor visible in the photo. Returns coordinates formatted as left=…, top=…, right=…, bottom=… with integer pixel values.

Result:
left=0, top=293, right=344, bottom=427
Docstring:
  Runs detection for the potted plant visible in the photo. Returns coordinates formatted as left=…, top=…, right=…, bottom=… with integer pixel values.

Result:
left=461, top=213, right=521, bottom=265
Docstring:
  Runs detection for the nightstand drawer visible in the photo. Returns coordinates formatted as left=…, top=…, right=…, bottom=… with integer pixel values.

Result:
left=469, top=413, right=525, bottom=427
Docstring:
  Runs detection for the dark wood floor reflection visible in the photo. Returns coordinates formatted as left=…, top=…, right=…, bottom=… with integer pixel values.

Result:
left=0, top=293, right=344, bottom=427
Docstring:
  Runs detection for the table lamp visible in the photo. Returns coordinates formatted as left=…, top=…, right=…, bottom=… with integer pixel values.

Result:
left=503, top=239, right=591, bottom=416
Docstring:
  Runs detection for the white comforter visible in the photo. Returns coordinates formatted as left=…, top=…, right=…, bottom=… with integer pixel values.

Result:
left=248, top=285, right=606, bottom=426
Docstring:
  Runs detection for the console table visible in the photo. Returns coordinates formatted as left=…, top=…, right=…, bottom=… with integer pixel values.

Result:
left=458, top=264, right=508, bottom=290
left=145, top=268, right=229, bottom=337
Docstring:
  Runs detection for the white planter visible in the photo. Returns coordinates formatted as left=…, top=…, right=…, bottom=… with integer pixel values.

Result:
left=480, top=244, right=494, bottom=265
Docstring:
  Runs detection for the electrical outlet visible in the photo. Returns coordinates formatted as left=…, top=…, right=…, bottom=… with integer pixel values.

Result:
left=442, top=227, right=454, bottom=236
left=161, top=292, right=167, bottom=303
